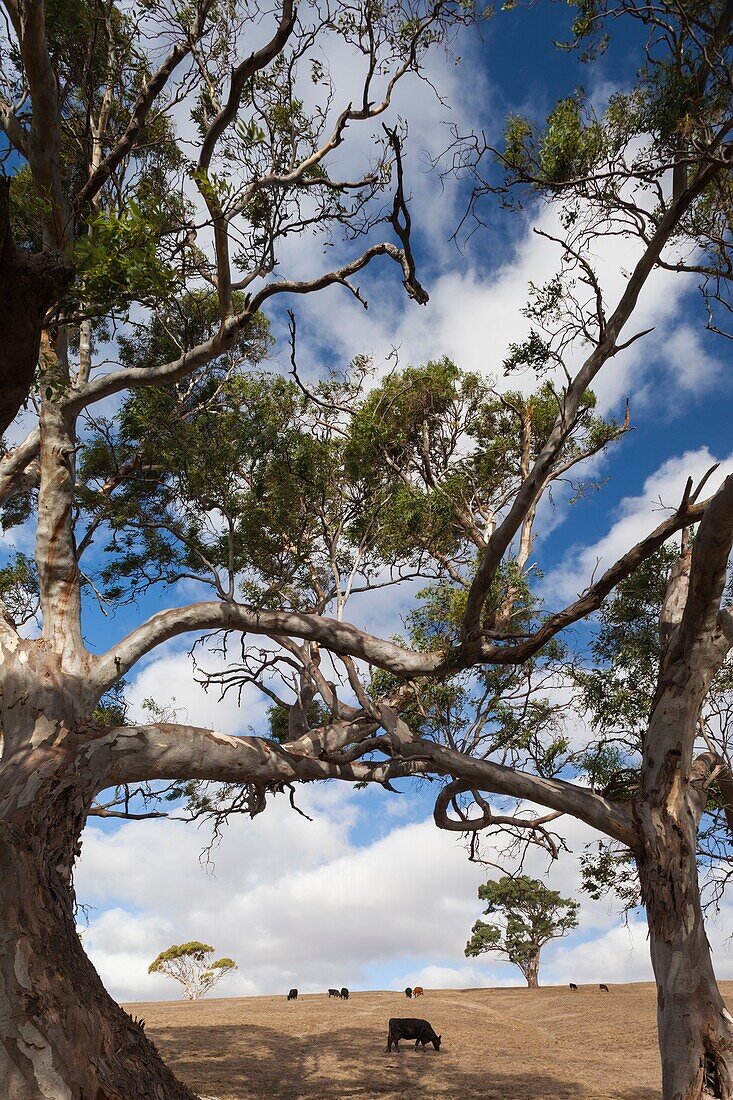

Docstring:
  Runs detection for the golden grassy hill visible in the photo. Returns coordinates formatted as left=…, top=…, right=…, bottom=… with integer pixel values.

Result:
left=124, top=981, right=733, bottom=1100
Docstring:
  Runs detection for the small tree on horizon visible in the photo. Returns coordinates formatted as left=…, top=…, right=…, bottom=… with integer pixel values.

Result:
left=148, top=942, right=237, bottom=1001
left=465, top=876, right=579, bottom=988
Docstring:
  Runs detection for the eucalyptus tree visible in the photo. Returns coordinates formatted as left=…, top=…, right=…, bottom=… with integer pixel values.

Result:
left=417, top=3, right=733, bottom=1095
left=465, top=875, right=579, bottom=988
left=148, top=942, right=237, bottom=1000
left=0, top=0, right=474, bottom=1093
left=1, top=3, right=733, bottom=1100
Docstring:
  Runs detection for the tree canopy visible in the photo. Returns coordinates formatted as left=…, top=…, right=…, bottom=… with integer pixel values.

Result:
left=148, top=942, right=237, bottom=1000
left=1, top=0, right=733, bottom=1097
left=465, top=875, right=580, bottom=987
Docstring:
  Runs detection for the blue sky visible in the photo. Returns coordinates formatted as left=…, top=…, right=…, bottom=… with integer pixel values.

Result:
left=6, top=3, right=733, bottom=1001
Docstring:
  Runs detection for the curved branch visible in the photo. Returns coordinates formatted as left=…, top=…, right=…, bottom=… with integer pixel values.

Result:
left=400, top=740, right=638, bottom=848
left=434, top=779, right=563, bottom=833
left=247, top=240, right=429, bottom=310
left=490, top=482, right=717, bottom=665
left=0, top=426, right=40, bottom=506
left=198, top=0, right=296, bottom=173
left=434, top=779, right=564, bottom=859
left=93, top=601, right=451, bottom=693
left=66, top=242, right=428, bottom=418
left=73, top=0, right=213, bottom=212
left=93, top=477, right=715, bottom=696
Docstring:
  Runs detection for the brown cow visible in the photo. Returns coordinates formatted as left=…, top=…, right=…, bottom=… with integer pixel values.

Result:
left=413, top=986, right=424, bottom=997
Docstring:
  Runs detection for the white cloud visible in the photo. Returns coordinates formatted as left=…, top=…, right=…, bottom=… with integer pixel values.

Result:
left=544, top=919, right=653, bottom=986
left=76, top=791, right=493, bottom=1001
left=124, top=647, right=271, bottom=736
left=660, top=323, right=724, bottom=396
left=75, top=782, right=681, bottom=1005
left=390, top=963, right=505, bottom=990
left=79, top=909, right=178, bottom=1004
left=285, top=180, right=702, bottom=423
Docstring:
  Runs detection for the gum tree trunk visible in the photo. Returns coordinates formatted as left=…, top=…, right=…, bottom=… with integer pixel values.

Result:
left=523, top=952, right=540, bottom=988
left=0, top=685, right=197, bottom=1100
left=638, top=805, right=733, bottom=1100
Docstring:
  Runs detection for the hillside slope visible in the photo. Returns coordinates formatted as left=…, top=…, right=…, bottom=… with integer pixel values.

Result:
left=124, top=982, right=733, bottom=1099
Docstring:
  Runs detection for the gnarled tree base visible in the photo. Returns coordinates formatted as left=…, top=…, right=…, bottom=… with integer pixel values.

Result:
left=0, top=819, right=197, bottom=1100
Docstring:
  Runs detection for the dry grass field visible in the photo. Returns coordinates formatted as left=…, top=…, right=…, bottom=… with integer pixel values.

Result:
left=125, top=982, right=733, bottom=1100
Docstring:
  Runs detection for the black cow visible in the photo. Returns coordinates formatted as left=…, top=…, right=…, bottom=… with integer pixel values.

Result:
left=599, top=984, right=609, bottom=992
left=386, top=1018, right=441, bottom=1053
left=404, top=987, right=413, bottom=998
left=328, top=988, right=340, bottom=998
left=569, top=983, right=578, bottom=990
left=340, top=987, right=349, bottom=1000
left=287, top=988, right=298, bottom=1000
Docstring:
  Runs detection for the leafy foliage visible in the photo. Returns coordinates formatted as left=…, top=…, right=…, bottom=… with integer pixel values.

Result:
left=575, top=543, right=733, bottom=909
left=148, top=941, right=237, bottom=1000
left=0, top=553, right=39, bottom=627
left=465, top=874, right=579, bottom=984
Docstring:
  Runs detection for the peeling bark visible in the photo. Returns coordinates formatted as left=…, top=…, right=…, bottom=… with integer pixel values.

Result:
left=36, top=397, right=83, bottom=657
left=0, top=665, right=197, bottom=1100
left=637, top=804, right=733, bottom=1100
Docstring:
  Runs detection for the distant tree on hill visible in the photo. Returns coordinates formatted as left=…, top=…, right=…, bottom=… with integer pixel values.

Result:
left=465, top=875, right=579, bottom=988
left=148, top=942, right=237, bottom=1001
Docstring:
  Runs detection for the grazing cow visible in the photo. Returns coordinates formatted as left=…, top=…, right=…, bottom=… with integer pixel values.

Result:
left=413, top=987, right=424, bottom=997
left=328, top=988, right=340, bottom=998
left=599, top=984, right=609, bottom=992
left=386, top=1018, right=441, bottom=1053
left=287, top=988, right=298, bottom=1001
left=569, top=983, right=578, bottom=990
left=340, top=987, right=349, bottom=1000
left=404, top=987, right=413, bottom=998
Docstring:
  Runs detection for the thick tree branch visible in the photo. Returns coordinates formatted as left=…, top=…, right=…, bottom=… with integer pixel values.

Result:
left=36, top=393, right=82, bottom=658
left=690, top=751, right=733, bottom=833
left=83, top=722, right=421, bottom=795
left=0, top=184, right=72, bottom=438
left=481, top=482, right=716, bottom=664
left=0, top=426, right=41, bottom=506
left=12, top=0, right=66, bottom=246
left=644, top=476, right=733, bottom=799
left=403, top=739, right=638, bottom=847
left=93, top=601, right=453, bottom=692
left=93, top=475, right=715, bottom=696
left=434, top=779, right=565, bottom=857
left=673, top=474, right=733, bottom=661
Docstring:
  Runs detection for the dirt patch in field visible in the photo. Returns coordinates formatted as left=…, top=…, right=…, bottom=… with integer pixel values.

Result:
left=124, top=981, right=733, bottom=1100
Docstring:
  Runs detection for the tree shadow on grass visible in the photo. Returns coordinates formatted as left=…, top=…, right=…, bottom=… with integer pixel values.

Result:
left=147, top=1022, right=660, bottom=1100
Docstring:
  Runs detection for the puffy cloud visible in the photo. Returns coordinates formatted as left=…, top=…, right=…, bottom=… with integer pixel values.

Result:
left=77, top=794, right=491, bottom=1001
left=544, top=919, right=653, bottom=986
left=75, top=778, right=698, bottom=1005
left=79, top=909, right=178, bottom=1004
left=124, top=647, right=271, bottom=736
left=284, top=182, right=699, bottom=421
left=659, top=323, right=724, bottom=397
left=390, top=963, right=508, bottom=991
